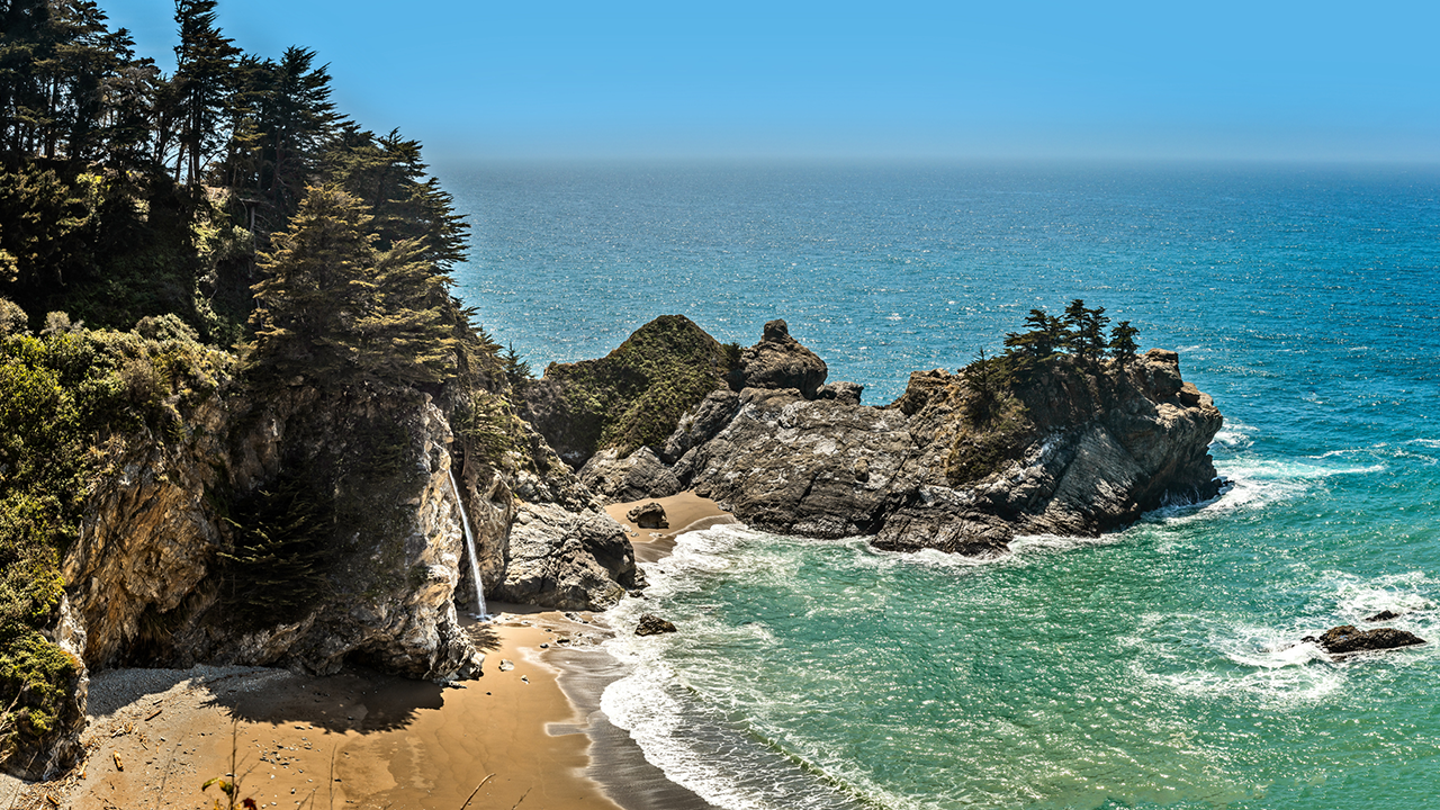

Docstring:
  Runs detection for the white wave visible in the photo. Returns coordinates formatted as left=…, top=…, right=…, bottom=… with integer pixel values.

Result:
left=1321, top=570, right=1437, bottom=622
left=1410, top=438, right=1440, bottom=449
left=1142, top=659, right=1346, bottom=706
left=1206, top=456, right=1387, bottom=514
left=1007, top=532, right=1120, bottom=555
left=1128, top=618, right=1345, bottom=707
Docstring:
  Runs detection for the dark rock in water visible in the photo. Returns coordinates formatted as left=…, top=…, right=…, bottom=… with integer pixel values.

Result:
left=627, top=501, right=670, bottom=530
left=578, top=446, right=682, bottom=504
left=1307, top=625, right=1426, bottom=654
left=1365, top=609, right=1402, bottom=622
left=636, top=613, right=678, bottom=636
left=727, top=318, right=828, bottom=399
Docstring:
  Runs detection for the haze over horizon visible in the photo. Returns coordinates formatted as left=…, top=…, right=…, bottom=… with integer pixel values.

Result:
left=101, top=0, right=1440, bottom=166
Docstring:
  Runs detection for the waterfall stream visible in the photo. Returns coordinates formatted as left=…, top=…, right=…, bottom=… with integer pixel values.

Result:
left=447, top=469, right=487, bottom=620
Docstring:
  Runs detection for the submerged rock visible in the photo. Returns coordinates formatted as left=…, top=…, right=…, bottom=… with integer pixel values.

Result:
left=1306, top=625, right=1426, bottom=654
left=636, top=614, right=678, bottom=636
left=1364, top=609, right=1402, bottom=622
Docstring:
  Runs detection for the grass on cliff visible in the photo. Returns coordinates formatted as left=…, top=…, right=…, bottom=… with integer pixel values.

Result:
left=0, top=300, right=230, bottom=767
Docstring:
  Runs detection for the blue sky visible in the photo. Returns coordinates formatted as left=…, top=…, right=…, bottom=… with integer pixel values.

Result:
left=100, top=0, right=1440, bottom=163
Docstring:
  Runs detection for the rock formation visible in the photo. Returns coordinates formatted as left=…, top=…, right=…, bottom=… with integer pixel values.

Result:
left=726, top=319, right=828, bottom=398
left=627, top=502, right=669, bottom=529
left=1307, top=625, right=1426, bottom=654
left=585, top=319, right=1224, bottom=555
left=519, top=314, right=734, bottom=468
left=636, top=614, right=678, bottom=636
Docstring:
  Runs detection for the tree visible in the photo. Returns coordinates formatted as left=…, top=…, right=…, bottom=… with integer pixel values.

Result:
left=1004, top=307, right=1067, bottom=361
left=1109, top=320, right=1139, bottom=368
left=248, top=184, right=458, bottom=388
left=1062, top=299, right=1109, bottom=365
left=170, top=0, right=238, bottom=185
left=321, top=125, right=468, bottom=270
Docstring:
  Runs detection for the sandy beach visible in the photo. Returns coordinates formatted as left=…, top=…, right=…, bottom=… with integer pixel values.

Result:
left=2, top=493, right=731, bottom=810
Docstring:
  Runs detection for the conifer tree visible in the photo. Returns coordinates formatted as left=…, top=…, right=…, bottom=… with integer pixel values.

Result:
left=248, top=184, right=457, bottom=388
left=1109, top=320, right=1139, bottom=368
left=170, top=0, right=238, bottom=184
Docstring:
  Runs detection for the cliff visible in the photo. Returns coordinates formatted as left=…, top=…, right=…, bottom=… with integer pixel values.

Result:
left=4, top=326, right=641, bottom=778
left=4, top=311, right=1219, bottom=779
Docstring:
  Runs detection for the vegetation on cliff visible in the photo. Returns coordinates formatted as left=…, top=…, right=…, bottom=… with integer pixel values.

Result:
left=521, top=314, right=737, bottom=465
left=0, top=304, right=229, bottom=770
left=0, top=0, right=521, bottom=775
left=951, top=301, right=1147, bottom=484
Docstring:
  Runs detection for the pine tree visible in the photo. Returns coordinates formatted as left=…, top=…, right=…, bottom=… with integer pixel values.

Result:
left=321, top=125, right=468, bottom=270
left=1109, top=320, right=1139, bottom=368
left=248, top=183, right=457, bottom=388
left=170, top=0, right=238, bottom=185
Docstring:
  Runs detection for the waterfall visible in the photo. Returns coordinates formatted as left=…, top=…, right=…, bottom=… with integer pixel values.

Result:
left=447, top=469, right=488, bottom=620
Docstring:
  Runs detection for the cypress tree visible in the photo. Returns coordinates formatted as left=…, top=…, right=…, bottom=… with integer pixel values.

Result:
left=248, top=183, right=457, bottom=389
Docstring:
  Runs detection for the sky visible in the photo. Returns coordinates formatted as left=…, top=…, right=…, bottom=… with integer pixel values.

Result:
left=99, top=0, right=1440, bottom=164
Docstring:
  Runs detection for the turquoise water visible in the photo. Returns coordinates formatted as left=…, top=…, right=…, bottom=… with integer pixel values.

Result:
left=448, top=161, right=1440, bottom=809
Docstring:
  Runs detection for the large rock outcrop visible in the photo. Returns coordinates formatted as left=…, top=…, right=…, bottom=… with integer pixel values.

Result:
left=66, top=387, right=486, bottom=680
left=576, top=318, right=1223, bottom=555
left=676, top=348, right=1223, bottom=553
left=59, top=378, right=640, bottom=678
left=727, top=319, right=828, bottom=398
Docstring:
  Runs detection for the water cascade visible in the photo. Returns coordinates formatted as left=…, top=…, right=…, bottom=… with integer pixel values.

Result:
left=447, top=469, right=488, bottom=620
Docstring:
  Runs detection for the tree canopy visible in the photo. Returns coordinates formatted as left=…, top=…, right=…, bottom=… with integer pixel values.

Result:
left=248, top=184, right=458, bottom=389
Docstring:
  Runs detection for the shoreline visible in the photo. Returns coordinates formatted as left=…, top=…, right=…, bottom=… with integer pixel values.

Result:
left=4, top=492, right=733, bottom=810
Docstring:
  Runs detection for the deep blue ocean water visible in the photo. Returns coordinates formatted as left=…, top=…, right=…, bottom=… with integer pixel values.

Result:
left=447, top=161, right=1440, bottom=809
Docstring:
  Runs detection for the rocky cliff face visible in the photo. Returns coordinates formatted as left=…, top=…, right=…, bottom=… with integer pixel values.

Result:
left=677, top=348, right=1222, bottom=553
left=65, top=386, right=486, bottom=679
left=37, top=368, right=642, bottom=777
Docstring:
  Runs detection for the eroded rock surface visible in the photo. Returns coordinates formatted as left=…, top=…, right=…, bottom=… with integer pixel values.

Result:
left=727, top=319, right=828, bottom=399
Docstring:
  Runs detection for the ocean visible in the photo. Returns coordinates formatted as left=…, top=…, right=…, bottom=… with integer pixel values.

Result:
left=445, top=161, right=1440, bottom=809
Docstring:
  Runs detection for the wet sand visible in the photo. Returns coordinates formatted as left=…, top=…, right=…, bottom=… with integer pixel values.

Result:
left=2, top=493, right=732, bottom=810
left=605, top=491, right=738, bottom=563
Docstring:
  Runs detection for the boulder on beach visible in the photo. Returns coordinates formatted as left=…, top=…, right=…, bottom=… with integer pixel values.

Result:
left=627, top=501, right=670, bottom=530
left=636, top=613, right=678, bottom=636
left=1305, top=624, right=1426, bottom=654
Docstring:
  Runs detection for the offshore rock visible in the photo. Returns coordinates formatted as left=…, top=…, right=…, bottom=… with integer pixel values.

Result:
left=677, top=348, right=1224, bottom=554
left=636, top=614, right=678, bottom=636
left=727, top=319, right=828, bottom=399
left=1308, top=625, right=1426, bottom=654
